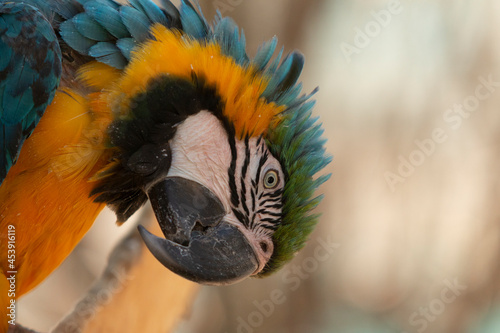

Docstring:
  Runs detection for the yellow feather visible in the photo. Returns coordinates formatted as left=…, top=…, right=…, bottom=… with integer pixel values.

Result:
left=0, top=89, right=111, bottom=299
left=108, top=25, right=284, bottom=139
left=77, top=61, right=122, bottom=90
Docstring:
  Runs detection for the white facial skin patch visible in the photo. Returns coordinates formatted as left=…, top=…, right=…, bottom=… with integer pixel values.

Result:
left=166, top=111, right=284, bottom=273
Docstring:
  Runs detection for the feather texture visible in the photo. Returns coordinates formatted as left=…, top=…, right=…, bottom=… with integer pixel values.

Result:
left=0, top=0, right=330, bottom=280
left=0, top=2, right=61, bottom=184
left=179, top=0, right=208, bottom=39
left=72, top=12, right=112, bottom=41
left=88, top=42, right=127, bottom=68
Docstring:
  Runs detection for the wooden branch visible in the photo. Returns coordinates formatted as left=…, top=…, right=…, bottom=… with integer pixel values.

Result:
left=52, top=211, right=199, bottom=333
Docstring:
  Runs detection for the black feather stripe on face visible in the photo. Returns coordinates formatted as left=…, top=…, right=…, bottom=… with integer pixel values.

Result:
left=227, top=137, right=283, bottom=235
left=91, top=74, right=231, bottom=222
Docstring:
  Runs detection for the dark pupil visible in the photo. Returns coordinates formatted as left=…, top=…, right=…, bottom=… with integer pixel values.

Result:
left=267, top=175, right=275, bottom=185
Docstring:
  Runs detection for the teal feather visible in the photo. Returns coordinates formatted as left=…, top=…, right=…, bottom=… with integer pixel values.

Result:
left=140, top=0, right=169, bottom=26
left=79, top=0, right=119, bottom=10
left=291, top=87, right=318, bottom=107
left=10, top=0, right=82, bottom=21
left=51, top=0, right=82, bottom=20
left=84, top=1, right=128, bottom=38
left=127, top=0, right=144, bottom=10
left=179, top=0, right=208, bottom=39
left=3, top=87, right=34, bottom=125
left=212, top=17, right=247, bottom=64
left=72, top=12, right=112, bottom=41
left=75, top=0, right=91, bottom=6
left=8, top=0, right=53, bottom=20
left=0, top=40, right=12, bottom=71
left=0, top=1, right=61, bottom=184
left=116, top=38, right=136, bottom=60
left=88, top=42, right=127, bottom=69
left=158, top=0, right=180, bottom=25
left=238, top=31, right=247, bottom=62
left=130, top=0, right=169, bottom=26
left=275, top=82, right=302, bottom=106
left=120, top=6, right=151, bottom=42
left=92, top=0, right=119, bottom=10
left=265, top=55, right=294, bottom=96
left=59, top=19, right=95, bottom=54
left=264, top=46, right=284, bottom=77
left=263, top=52, right=304, bottom=102
left=252, top=36, right=278, bottom=71
left=56, top=0, right=184, bottom=68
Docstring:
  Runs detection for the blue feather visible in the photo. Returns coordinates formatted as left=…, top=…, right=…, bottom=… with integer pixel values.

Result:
left=116, top=38, right=137, bottom=61
left=98, top=0, right=120, bottom=10
left=263, top=53, right=292, bottom=98
left=212, top=17, right=247, bottom=64
left=263, top=52, right=304, bottom=102
left=9, top=61, right=37, bottom=98
left=253, top=36, right=278, bottom=71
left=89, top=42, right=127, bottom=69
left=158, top=0, right=180, bottom=24
left=85, top=1, right=128, bottom=39
left=264, top=46, right=284, bottom=78
left=0, top=37, right=11, bottom=71
left=239, top=30, right=247, bottom=61
left=72, top=12, right=112, bottom=41
left=8, top=0, right=52, bottom=19
left=276, top=82, right=302, bottom=106
left=179, top=0, right=208, bottom=39
left=290, top=87, right=318, bottom=108
left=127, top=0, right=143, bottom=10
left=59, top=19, right=96, bottom=54
left=88, top=41, right=118, bottom=57
left=3, top=14, right=22, bottom=37
left=75, top=0, right=91, bottom=6
left=120, top=6, right=151, bottom=42
left=80, top=0, right=119, bottom=10
left=2, top=88, right=34, bottom=125
left=49, top=0, right=82, bottom=20
left=37, top=22, right=59, bottom=42
left=134, top=0, right=169, bottom=26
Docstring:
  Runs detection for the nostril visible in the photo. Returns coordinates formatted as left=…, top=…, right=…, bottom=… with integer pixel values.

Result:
left=260, top=241, right=268, bottom=253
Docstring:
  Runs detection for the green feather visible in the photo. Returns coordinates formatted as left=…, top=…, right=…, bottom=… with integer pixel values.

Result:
left=261, top=96, right=331, bottom=275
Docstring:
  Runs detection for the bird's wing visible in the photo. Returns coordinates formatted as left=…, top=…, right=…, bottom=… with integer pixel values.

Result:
left=0, top=2, right=61, bottom=184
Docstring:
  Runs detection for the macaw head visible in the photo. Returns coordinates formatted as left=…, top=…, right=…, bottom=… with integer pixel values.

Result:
left=73, top=1, right=331, bottom=285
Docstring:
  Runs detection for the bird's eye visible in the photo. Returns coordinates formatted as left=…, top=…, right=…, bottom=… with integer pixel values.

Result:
left=264, top=170, right=279, bottom=189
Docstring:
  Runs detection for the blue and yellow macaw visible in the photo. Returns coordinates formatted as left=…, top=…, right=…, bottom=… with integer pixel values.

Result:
left=0, top=0, right=330, bottom=328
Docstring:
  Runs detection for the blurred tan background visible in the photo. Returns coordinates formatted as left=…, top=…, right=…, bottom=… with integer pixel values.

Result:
left=17, top=0, right=500, bottom=332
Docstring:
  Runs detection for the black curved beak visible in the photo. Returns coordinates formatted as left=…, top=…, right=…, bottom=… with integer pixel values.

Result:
left=138, top=177, right=258, bottom=285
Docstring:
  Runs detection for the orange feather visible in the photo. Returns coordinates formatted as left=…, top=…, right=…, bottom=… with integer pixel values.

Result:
left=78, top=25, right=285, bottom=140
left=0, top=89, right=111, bottom=300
